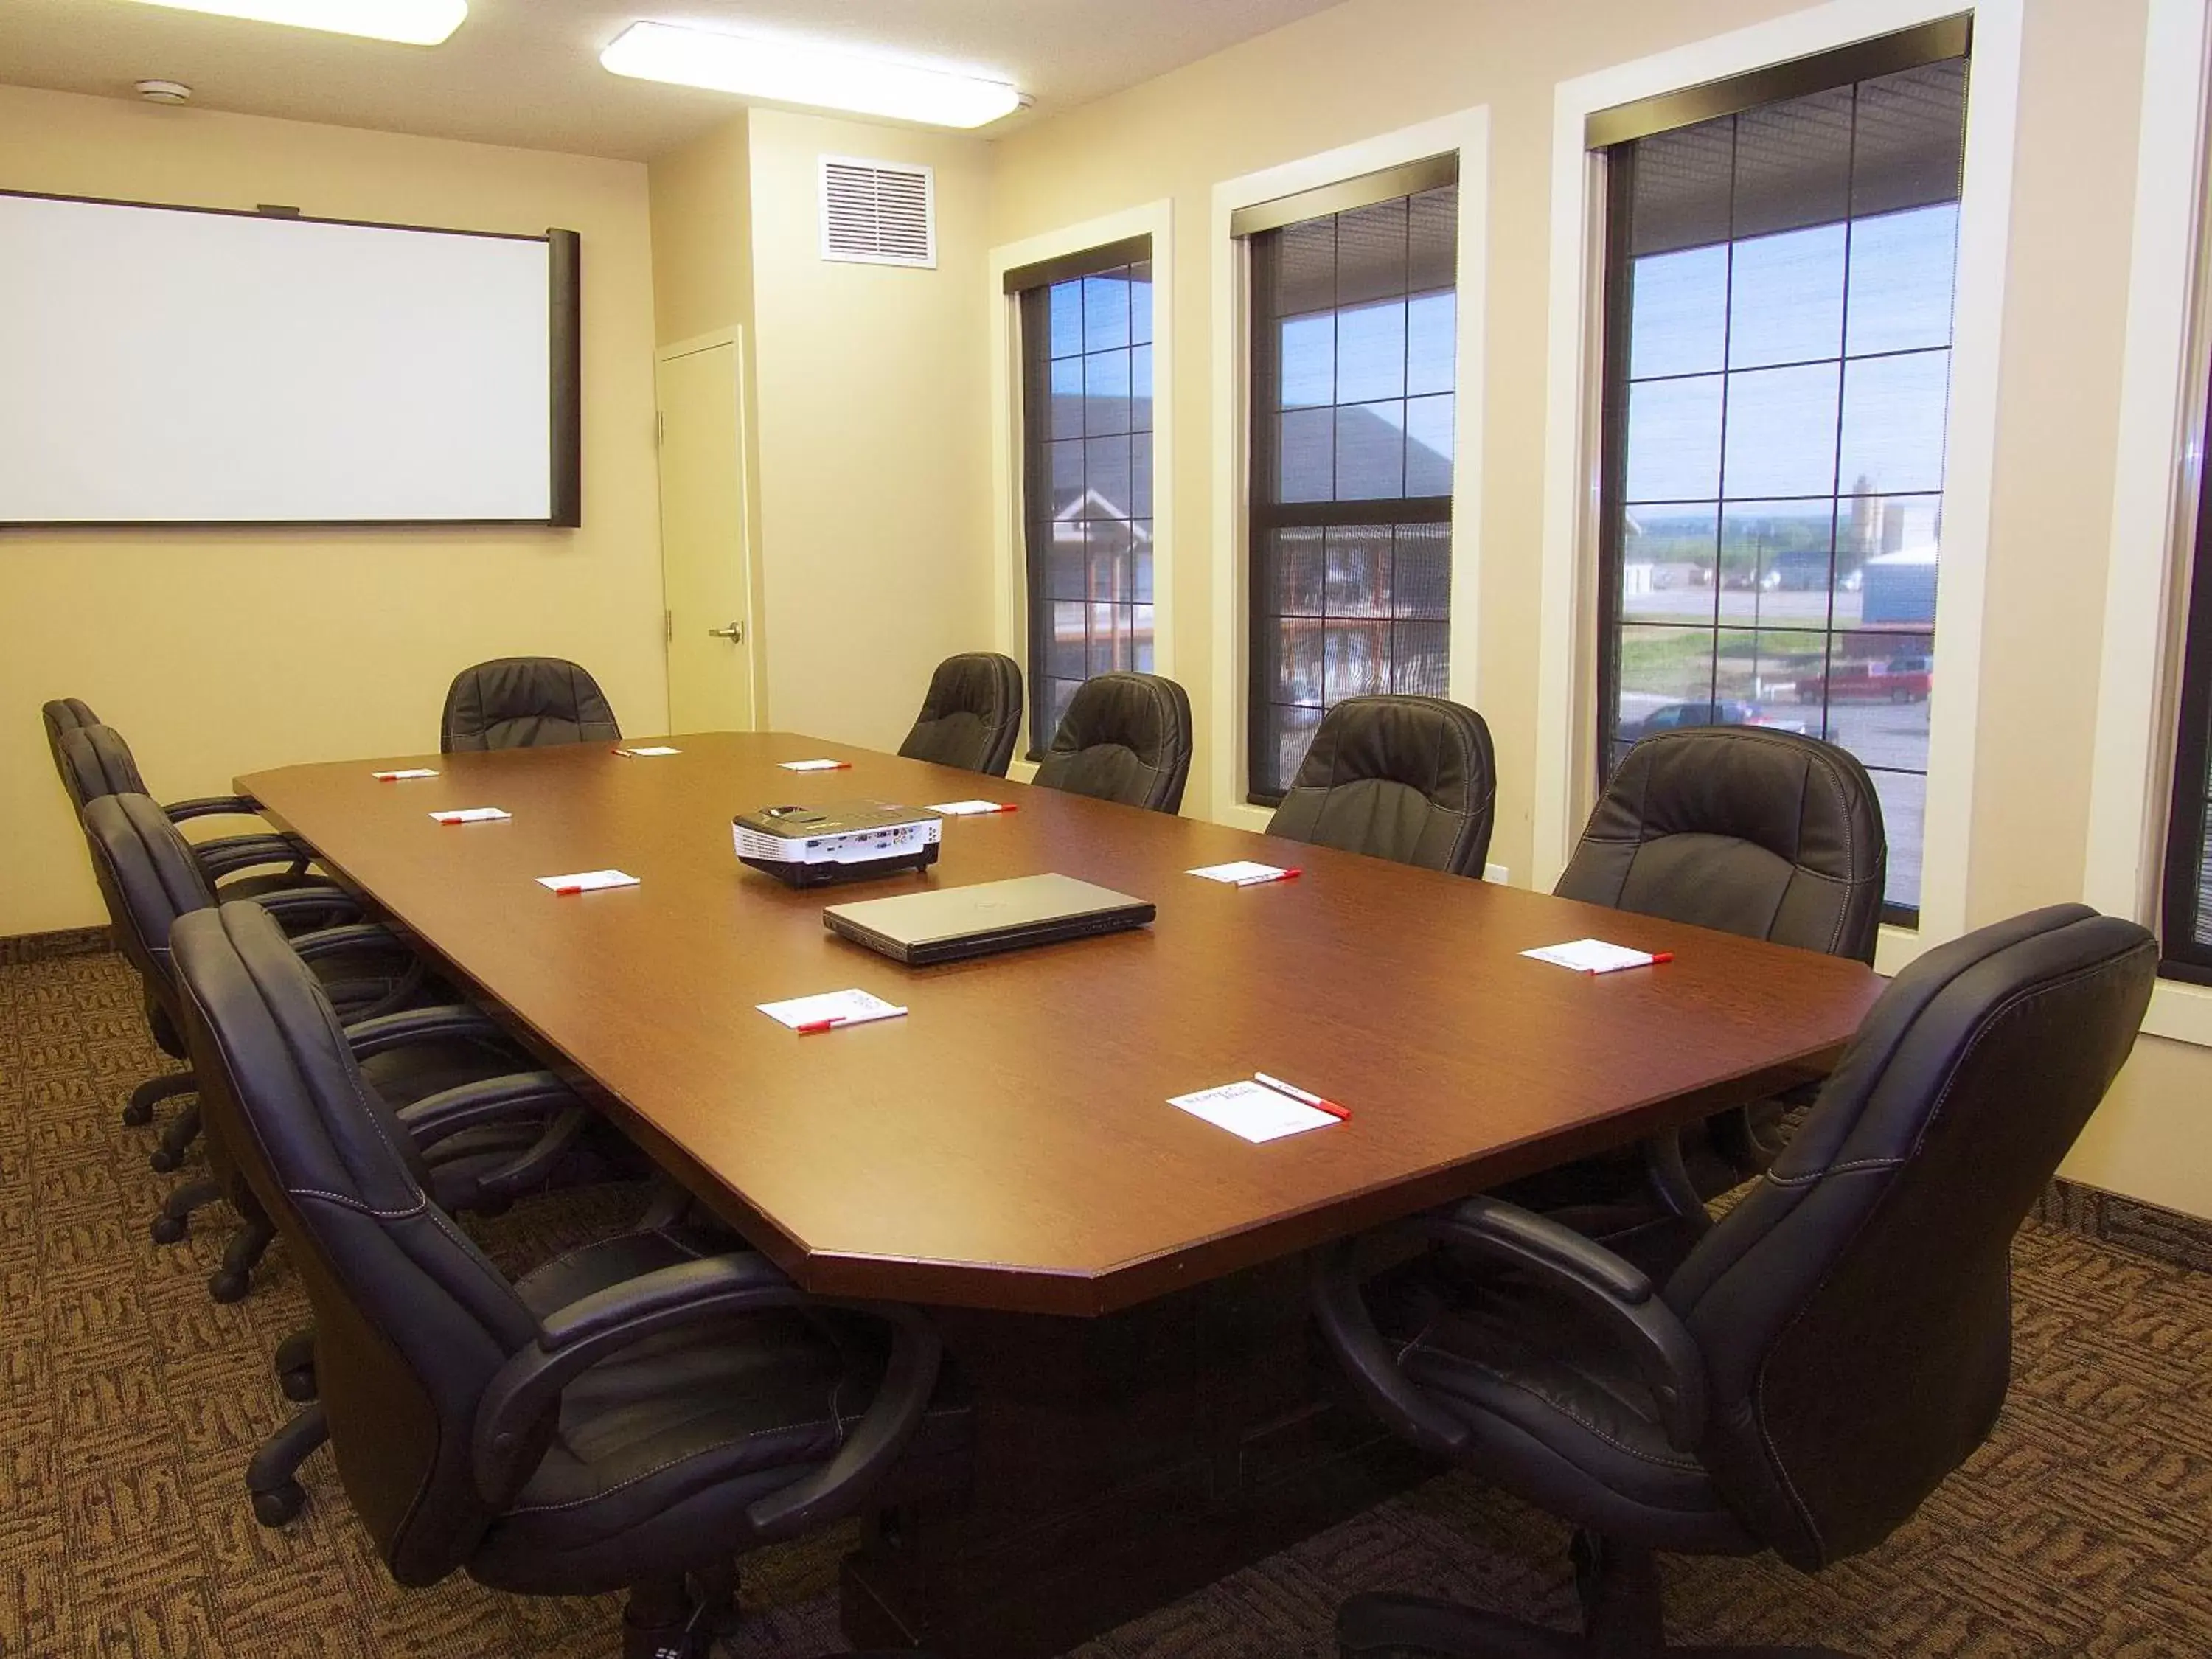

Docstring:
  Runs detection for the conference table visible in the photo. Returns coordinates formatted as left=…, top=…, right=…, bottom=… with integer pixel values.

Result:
left=238, top=731, right=1883, bottom=1657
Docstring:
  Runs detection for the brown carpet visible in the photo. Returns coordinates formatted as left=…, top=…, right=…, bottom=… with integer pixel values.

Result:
left=4, top=945, right=2210, bottom=1658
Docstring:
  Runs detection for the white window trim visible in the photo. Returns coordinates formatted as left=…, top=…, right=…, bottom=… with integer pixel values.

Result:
left=987, top=200, right=1176, bottom=782
left=1207, top=108, right=1491, bottom=833
left=1531, top=0, right=2025, bottom=977
left=2086, top=0, right=2212, bottom=1046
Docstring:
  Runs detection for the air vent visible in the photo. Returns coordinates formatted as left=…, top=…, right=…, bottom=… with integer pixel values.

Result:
left=819, top=157, right=936, bottom=269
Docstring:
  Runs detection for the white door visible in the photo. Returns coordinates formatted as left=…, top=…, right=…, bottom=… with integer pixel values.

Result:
left=656, top=336, right=755, bottom=731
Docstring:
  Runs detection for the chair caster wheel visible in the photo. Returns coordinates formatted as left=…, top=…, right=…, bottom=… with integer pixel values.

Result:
left=209, top=1269, right=251, bottom=1304
left=150, top=1214, right=187, bottom=1245
left=251, top=1481, right=305, bottom=1527
left=279, top=1366, right=317, bottom=1404
left=149, top=1147, right=183, bottom=1174
left=122, top=1101, right=155, bottom=1127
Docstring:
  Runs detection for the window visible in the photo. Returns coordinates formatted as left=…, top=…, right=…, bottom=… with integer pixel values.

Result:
left=2161, top=366, right=2212, bottom=982
left=1011, top=237, right=1155, bottom=758
left=1592, top=30, right=1970, bottom=923
left=1241, top=163, right=1458, bottom=803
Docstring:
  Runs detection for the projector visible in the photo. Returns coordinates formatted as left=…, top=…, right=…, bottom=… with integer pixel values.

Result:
left=732, top=800, right=942, bottom=888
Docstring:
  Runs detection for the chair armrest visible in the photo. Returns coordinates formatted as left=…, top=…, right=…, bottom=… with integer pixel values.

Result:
left=195, top=833, right=313, bottom=881
left=251, top=886, right=361, bottom=926
left=342, top=1003, right=501, bottom=1059
left=471, top=1253, right=943, bottom=1532
left=398, top=1071, right=575, bottom=1145
left=287, top=922, right=403, bottom=964
left=164, top=793, right=263, bottom=824
left=1413, top=1195, right=1708, bottom=1450
left=1309, top=1241, right=1476, bottom=1461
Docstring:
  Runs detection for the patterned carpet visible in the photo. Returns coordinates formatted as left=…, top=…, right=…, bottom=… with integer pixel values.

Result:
left=4, top=942, right=2211, bottom=1658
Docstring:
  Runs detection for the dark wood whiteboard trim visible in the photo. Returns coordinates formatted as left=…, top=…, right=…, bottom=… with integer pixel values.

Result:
left=549, top=228, right=583, bottom=529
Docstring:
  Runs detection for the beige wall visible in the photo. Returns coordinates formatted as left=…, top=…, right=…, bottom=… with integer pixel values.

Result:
left=742, top=108, right=995, bottom=751
left=649, top=117, right=752, bottom=349
left=988, top=0, right=2212, bottom=1218
left=0, top=84, right=664, bottom=938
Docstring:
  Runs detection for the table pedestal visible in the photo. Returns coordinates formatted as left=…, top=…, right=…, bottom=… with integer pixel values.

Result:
left=840, top=1253, right=1433, bottom=1658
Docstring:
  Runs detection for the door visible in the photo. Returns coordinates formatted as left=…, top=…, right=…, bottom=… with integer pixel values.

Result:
left=656, top=336, right=755, bottom=732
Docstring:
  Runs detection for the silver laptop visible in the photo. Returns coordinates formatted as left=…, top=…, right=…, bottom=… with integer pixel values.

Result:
left=823, top=873, right=1155, bottom=965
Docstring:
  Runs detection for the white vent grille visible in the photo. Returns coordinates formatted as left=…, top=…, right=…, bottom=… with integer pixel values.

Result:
left=819, top=157, right=936, bottom=269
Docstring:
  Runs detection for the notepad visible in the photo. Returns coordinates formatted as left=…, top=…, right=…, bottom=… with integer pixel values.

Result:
left=757, top=988, right=908, bottom=1032
left=372, top=768, right=438, bottom=781
left=928, top=799, right=1016, bottom=816
left=430, top=807, right=509, bottom=824
left=779, top=758, right=849, bottom=772
left=1522, top=939, right=1669, bottom=975
left=615, top=745, right=681, bottom=758
left=1169, top=1079, right=1340, bottom=1143
left=1188, top=860, right=1301, bottom=886
left=537, top=869, right=640, bottom=894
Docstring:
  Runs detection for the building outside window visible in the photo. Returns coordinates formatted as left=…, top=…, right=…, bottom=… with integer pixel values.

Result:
left=1010, top=237, right=1155, bottom=758
left=1592, top=30, right=1970, bottom=922
left=1239, top=162, right=1459, bottom=802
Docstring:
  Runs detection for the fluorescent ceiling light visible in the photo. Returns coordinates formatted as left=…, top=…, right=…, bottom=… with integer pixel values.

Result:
left=601, top=21, right=1023, bottom=130
left=119, top=0, right=467, bottom=46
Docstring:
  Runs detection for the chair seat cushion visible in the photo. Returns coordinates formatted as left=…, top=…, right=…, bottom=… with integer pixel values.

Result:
left=1395, top=1266, right=1755, bottom=1554
left=471, top=1228, right=888, bottom=1593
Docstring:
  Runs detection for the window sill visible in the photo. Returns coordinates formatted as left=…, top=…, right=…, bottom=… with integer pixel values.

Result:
left=2143, top=977, right=2212, bottom=1049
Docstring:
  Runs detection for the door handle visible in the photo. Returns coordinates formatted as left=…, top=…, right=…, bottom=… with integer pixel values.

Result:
left=706, top=621, right=745, bottom=643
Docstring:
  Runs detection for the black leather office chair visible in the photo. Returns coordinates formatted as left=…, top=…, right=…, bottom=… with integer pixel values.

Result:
left=898, top=652, right=1023, bottom=776
left=1312, top=904, right=2157, bottom=1658
left=52, top=721, right=320, bottom=894
left=1265, top=695, right=1497, bottom=877
left=1512, top=728, right=1888, bottom=1267
left=441, top=657, right=622, bottom=752
left=172, top=897, right=953, bottom=1658
left=41, top=695, right=100, bottom=773
left=1032, top=670, right=1193, bottom=813
left=80, top=793, right=582, bottom=1295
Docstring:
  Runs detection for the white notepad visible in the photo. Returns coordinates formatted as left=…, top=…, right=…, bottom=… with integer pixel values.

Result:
left=615, top=745, right=681, bottom=757
left=372, top=768, right=438, bottom=781
left=429, top=807, right=509, bottom=824
left=1188, top=860, right=1298, bottom=886
left=1522, top=939, right=1665, bottom=975
left=537, top=869, right=640, bottom=894
left=779, top=758, right=849, bottom=772
left=928, top=799, right=1015, bottom=816
left=1169, top=1079, right=1339, bottom=1143
left=757, top=988, right=908, bottom=1032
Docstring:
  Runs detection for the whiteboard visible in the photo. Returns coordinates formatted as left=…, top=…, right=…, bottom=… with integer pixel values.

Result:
left=0, top=193, right=563, bottom=525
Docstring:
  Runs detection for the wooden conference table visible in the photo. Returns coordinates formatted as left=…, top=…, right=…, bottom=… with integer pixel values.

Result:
left=240, top=731, right=1882, bottom=1657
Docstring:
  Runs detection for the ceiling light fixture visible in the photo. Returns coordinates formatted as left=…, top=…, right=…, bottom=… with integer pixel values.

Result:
left=117, top=1, right=467, bottom=46
left=599, top=21, right=1023, bottom=130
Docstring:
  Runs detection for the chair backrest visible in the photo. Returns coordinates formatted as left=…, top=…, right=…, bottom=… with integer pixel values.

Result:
left=1667, top=905, right=2155, bottom=1571
left=1264, top=695, right=1496, bottom=877
left=439, top=658, right=621, bottom=753
left=897, top=653, right=1023, bottom=776
left=41, top=697, right=100, bottom=781
left=1554, top=727, right=1886, bottom=964
left=53, top=723, right=150, bottom=813
left=1032, top=671, right=1193, bottom=813
left=171, top=900, right=535, bottom=1587
left=79, top=792, right=218, bottom=1015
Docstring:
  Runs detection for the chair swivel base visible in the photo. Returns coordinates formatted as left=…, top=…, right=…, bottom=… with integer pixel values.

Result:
left=150, top=1178, right=222, bottom=1245
left=247, top=1404, right=326, bottom=1528
left=125, top=1070, right=194, bottom=1129
left=149, top=1102, right=201, bottom=1173
left=209, top=1215, right=275, bottom=1304
left=1338, top=1536, right=1850, bottom=1659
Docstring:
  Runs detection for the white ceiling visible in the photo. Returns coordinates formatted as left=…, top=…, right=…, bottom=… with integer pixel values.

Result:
left=0, top=0, right=1345, bottom=160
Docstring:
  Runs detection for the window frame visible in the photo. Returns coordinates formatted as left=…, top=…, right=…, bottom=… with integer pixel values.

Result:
left=1534, top=1, right=2025, bottom=975
left=1241, top=175, right=1462, bottom=807
left=1587, top=36, right=1972, bottom=931
left=987, top=203, right=1176, bottom=779
left=1208, top=109, right=1491, bottom=836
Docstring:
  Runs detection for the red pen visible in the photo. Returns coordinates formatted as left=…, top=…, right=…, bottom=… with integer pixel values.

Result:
left=1652, top=951, right=1674, bottom=964
left=553, top=883, right=584, bottom=895
left=796, top=1017, right=846, bottom=1034
left=1254, top=1071, right=1349, bottom=1119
